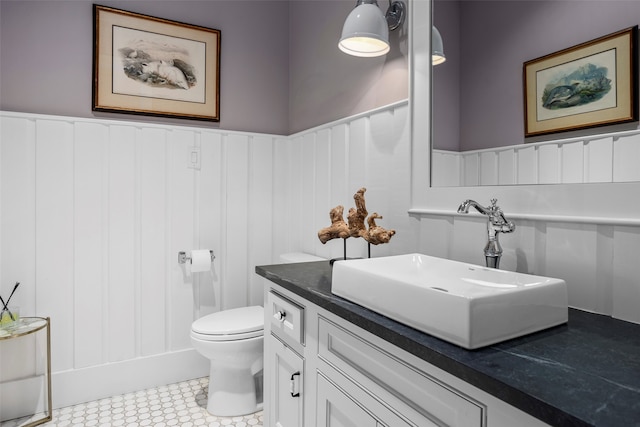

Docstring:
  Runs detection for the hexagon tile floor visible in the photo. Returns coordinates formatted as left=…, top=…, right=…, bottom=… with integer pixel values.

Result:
left=2, top=377, right=263, bottom=427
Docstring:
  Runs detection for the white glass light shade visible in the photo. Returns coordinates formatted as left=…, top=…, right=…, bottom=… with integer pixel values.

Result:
left=339, top=3, right=390, bottom=57
left=432, top=26, right=446, bottom=65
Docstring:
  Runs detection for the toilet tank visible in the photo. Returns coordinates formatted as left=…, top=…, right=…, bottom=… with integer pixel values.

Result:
left=279, top=252, right=325, bottom=263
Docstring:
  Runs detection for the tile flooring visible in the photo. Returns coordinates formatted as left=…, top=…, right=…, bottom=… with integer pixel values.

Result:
left=3, top=377, right=263, bottom=427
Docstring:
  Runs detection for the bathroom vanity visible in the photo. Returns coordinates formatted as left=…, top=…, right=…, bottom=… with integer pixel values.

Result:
left=257, top=260, right=640, bottom=427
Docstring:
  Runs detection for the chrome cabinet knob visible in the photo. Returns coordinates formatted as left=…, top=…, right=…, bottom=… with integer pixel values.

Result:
left=274, top=311, right=286, bottom=322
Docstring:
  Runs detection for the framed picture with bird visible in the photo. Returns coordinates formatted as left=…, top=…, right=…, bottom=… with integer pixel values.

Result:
left=93, top=5, right=221, bottom=121
left=524, top=26, right=638, bottom=137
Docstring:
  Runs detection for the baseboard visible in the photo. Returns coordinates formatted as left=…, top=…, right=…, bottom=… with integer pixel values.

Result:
left=52, top=348, right=209, bottom=409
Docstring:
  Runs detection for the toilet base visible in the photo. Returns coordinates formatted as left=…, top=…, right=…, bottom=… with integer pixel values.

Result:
left=206, top=365, right=264, bottom=417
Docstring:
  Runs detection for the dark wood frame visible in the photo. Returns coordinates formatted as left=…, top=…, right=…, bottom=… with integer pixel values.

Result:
left=524, top=26, right=638, bottom=137
left=93, top=5, right=221, bottom=121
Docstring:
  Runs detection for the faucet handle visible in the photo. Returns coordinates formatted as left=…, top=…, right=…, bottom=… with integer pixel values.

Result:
left=490, top=198, right=498, bottom=207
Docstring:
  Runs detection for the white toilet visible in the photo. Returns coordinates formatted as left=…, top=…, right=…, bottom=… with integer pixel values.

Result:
left=190, top=306, right=265, bottom=416
left=190, top=252, right=325, bottom=416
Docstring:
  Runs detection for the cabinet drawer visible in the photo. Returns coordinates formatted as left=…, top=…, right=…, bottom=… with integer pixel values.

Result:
left=268, top=291, right=305, bottom=346
left=318, top=317, right=485, bottom=427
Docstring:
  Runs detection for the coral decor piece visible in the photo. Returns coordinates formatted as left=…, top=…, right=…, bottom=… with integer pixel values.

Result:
left=318, top=205, right=351, bottom=244
left=317, top=187, right=395, bottom=246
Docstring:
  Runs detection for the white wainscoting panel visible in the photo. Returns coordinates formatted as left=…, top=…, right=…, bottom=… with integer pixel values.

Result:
left=585, top=137, right=613, bottom=183
left=462, top=152, right=479, bottom=187
left=223, top=134, right=250, bottom=312
left=612, top=226, right=640, bottom=323
left=479, top=151, right=498, bottom=186
left=544, top=223, right=600, bottom=313
left=561, top=141, right=584, bottom=184
left=431, top=151, right=460, bottom=187
left=35, top=119, right=75, bottom=373
left=614, top=133, right=640, bottom=182
left=516, top=145, right=537, bottom=185
left=283, top=103, right=414, bottom=261
left=537, top=143, right=560, bottom=185
left=0, top=112, right=282, bottom=410
left=196, top=131, right=223, bottom=317
left=3, top=101, right=639, bottom=413
left=433, top=129, right=640, bottom=187
left=139, top=127, right=169, bottom=356
left=108, top=125, right=137, bottom=362
left=248, top=135, right=275, bottom=307
left=498, top=149, right=515, bottom=185
left=1, top=103, right=413, bottom=410
left=74, top=121, right=108, bottom=369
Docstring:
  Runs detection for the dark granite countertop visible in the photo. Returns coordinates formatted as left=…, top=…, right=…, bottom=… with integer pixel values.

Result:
left=256, top=261, right=640, bottom=427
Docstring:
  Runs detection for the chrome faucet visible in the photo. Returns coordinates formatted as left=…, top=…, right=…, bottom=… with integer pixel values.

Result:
left=457, top=199, right=515, bottom=269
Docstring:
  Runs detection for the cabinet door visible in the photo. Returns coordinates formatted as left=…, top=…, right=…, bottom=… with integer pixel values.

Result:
left=269, top=335, right=303, bottom=427
left=317, top=374, right=377, bottom=427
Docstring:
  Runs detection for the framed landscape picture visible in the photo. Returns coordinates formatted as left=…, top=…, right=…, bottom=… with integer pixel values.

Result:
left=524, top=26, right=637, bottom=137
left=93, top=5, right=221, bottom=121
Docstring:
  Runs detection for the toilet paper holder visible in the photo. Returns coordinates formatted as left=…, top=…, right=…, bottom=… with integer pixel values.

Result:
left=178, top=250, right=215, bottom=265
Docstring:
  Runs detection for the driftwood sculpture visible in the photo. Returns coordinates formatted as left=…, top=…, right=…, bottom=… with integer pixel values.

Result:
left=317, top=187, right=396, bottom=248
left=364, top=213, right=396, bottom=245
left=318, top=205, right=350, bottom=244
left=347, top=187, right=368, bottom=238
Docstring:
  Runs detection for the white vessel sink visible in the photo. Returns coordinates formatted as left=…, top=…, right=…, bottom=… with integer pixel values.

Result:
left=331, top=254, right=568, bottom=349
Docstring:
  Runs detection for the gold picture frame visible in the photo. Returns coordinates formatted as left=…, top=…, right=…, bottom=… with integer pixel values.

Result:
left=93, top=5, right=221, bottom=121
left=524, top=26, right=637, bottom=137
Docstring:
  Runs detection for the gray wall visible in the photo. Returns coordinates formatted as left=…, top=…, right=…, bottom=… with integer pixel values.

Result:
left=434, top=0, right=640, bottom=151
left=0, top=0, right=408, bottom=135
left=288, top=0, right=408, bottom=134
left=432, top=0, right=460, bottom=151
left=0, top=0, right=290, bottom=134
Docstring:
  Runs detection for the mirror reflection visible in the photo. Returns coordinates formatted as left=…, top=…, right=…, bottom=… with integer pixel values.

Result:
left=431, top=0, right=640, bottom=187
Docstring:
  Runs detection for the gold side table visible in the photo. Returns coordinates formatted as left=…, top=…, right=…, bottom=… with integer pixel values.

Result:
left=0, top=317, right=52, bottom=427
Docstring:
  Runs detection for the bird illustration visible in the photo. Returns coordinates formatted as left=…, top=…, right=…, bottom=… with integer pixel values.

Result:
left=543, top=82, right=580, bottom=108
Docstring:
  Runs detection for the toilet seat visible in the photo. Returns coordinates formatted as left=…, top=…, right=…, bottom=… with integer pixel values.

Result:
left=191, top=306, right=264, bottom=342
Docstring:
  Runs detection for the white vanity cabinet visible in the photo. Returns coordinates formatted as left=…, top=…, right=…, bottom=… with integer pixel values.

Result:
left=264, top=284, right=550, bottom=427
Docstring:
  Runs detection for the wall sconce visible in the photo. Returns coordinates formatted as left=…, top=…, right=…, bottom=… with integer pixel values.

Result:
left=432, top=26, right=446, bottom=65
left=339, top=0, right=406, bottom=58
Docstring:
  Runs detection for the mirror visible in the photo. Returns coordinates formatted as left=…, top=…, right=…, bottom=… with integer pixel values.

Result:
left=431, top=0, right=640, bottom=187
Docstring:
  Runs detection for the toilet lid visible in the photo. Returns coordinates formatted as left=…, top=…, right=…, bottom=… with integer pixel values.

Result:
left=192, top=306, right=264, bottom=337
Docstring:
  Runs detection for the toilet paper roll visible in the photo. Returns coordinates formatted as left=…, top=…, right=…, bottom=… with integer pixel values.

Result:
left=190, top=250, right=212, bottom=272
